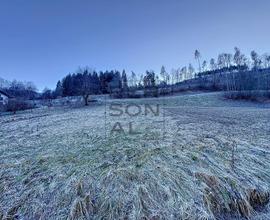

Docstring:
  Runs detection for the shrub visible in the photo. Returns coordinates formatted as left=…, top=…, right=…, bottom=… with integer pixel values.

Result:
left=6, top=99, right=35, bottom=113
left=224, top=90, right=270, bottom=101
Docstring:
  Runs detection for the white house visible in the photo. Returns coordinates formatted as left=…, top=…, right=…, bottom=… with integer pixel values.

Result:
left=0, top=90, right=10, bottom=105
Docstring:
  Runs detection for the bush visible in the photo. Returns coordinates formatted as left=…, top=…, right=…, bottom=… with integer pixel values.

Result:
left=6, top=99, right=35, bottom=113
left=224, top=90, right=270, bottom=101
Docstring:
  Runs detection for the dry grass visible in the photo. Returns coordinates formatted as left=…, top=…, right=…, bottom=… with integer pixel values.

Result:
left=0, top=92, right=269, bottom=219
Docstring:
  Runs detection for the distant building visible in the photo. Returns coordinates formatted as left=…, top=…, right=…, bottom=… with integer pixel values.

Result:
left=134, top=90, right=144, bottom=96
left=0, top=90, right=11, bottom=105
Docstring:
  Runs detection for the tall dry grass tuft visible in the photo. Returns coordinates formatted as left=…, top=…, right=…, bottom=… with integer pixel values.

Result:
left=248, top=189, right=270, bottom=209
left=195, top=172, right=254, bottom=218
left=76, top=181, right=84, bottom=197
left=5, top=203, right=21, bottom=220
left=69, top=198, right=90, bottom=220
left=68, top=181, right=95, bottom=220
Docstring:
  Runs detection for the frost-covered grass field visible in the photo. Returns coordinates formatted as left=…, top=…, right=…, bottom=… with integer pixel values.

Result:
left=0, top=92, right=270, bottom=220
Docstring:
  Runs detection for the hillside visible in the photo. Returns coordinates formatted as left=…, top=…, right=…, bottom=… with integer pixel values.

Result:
left=0, top=92, right=269, bottom=219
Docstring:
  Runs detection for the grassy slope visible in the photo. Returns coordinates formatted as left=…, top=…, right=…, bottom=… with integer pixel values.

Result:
left=0, top=92, right=269, bottom=219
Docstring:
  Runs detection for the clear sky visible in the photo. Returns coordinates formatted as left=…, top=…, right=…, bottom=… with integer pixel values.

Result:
left=0, top=0, right=270, bottom=90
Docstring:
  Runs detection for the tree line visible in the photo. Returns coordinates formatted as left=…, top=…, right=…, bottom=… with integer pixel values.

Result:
left=1, top=47, right=270, bottom=104
left=50, top=47, right=269, bottom=101
left=1, top=80, right=38, bottom=99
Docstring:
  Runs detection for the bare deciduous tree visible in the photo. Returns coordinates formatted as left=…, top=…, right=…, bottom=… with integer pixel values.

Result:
left=194, top=50, right=201, bottom=72
left=233, top=47, right=247, bottom=68
left=188, top=64, right=195, bottom=79
left=202, top=60, right=207, bottom=72
left=262, top=53, right=270, bottom=68
left=160, top=66, right=170, bottom=85
left=210, top=58, right=216, bottom=70
left=180, top=67, right=187, bottom=81
left=251, top=50, right=262, bottom=69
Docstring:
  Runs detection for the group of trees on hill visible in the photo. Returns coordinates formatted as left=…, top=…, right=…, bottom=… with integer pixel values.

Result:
left=51, top=69, right=129, bottom=104
left=0, top=80, right=38, bottom=113
left=1, top=47, right=269, bottom=105
left=193, top=48, right=270, bottom=99
left=1, top=80, right=38, bottom=99
left=195, top=47, right=270, bottom=73
left=47, top=47, right=270, bottom=104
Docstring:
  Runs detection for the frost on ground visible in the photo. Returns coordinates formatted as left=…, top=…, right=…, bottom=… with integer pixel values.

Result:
left=0, top=92, right=269, bottom=219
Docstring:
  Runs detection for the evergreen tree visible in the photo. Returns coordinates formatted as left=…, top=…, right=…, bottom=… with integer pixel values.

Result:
left=121, top=70, right=128, bottom=91
left=54, top=80, right=63, bottom=97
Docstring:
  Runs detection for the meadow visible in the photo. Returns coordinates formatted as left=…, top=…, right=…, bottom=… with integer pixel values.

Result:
left=0, top=92, right=269, bottom=219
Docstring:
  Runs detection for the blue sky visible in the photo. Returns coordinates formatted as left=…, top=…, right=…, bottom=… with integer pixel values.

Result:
left=0, top=0, right=270, bottom=90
